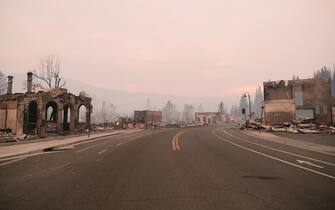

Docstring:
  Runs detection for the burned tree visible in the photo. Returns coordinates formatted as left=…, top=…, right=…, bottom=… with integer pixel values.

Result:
left=32, top=55, right=66, bottom=89
left=108, top=103, right=117, bottom=121
left=162, top=100, right=180, bottom=123
left=100, top=101, right=107, bottom=122
left=182, top=104, right=195, bottom=123
left=197, top=104, right=204, bottom=113
left=145, top=98, right=152, bottom=110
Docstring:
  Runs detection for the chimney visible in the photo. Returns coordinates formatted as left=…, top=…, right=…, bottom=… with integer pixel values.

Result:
left=27, top=72, right=33, bottom=93
left=6, top=76, right=13, bottom=95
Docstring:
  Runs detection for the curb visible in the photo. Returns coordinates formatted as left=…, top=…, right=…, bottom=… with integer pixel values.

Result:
left=42, top=132, right=121, bottom=152
left=0, top=132, right=121, bottom=161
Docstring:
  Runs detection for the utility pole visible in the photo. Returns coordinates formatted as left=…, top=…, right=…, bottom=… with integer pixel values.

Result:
left=259, top=103, right=264, bottom=133
left=218, top=102, right=225, bottom=114
left=218, top=101, right=225, bottom=123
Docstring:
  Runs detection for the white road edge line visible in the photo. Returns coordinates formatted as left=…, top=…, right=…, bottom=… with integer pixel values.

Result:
left=223, top=129, right=335, bottom=167
left=0, top=158, right=26, bottom=167
left=212, top=129, right=335, bottom=180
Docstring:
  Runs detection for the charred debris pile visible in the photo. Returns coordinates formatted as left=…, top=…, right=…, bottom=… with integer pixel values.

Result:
left=241, top=119, right=335, bottom=135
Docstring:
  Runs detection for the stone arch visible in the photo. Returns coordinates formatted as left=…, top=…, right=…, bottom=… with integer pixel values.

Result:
left=45, top=101, right=58, bottom=123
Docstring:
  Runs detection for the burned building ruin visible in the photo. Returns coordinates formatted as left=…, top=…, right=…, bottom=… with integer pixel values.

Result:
left=0, top=72, right=92, bottom=138
left=263, top=78, right=333, bottom=125
left=195, top=112, right=220, bottom=125
left=134, top=110, right=162, bottom=125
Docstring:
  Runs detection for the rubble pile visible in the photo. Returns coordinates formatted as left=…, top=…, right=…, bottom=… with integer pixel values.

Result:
left=241, top=119, right=335, bottom=135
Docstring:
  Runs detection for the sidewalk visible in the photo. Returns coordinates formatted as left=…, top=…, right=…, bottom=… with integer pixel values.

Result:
left=242, top=130, right=335, bottom=156
left=0, top=129, right=143, bottom=160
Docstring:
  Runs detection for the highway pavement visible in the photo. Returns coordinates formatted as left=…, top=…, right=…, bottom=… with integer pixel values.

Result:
left=0, top=126, right=334, bottom=210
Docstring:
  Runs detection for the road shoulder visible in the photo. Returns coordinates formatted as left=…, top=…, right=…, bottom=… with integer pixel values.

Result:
left=241, top=129, right=335, bottom=156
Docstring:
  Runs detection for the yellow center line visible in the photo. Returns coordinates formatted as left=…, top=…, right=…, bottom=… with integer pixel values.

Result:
left=175, top=137, right=180, bottom=151
left=176, top=133, right=181, bottom=151
left=172, top=135, right=177, bottom=151
left=172, top=131, right=184, bottom=152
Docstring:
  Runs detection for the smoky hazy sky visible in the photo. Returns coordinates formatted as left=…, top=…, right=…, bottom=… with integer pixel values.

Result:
left=1, top=0, right=334, bottom=98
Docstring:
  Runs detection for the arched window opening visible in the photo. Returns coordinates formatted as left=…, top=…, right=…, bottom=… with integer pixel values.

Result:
left=79, top=105, right=87, bottom=123
left=45, top=101, right=58, bottom=123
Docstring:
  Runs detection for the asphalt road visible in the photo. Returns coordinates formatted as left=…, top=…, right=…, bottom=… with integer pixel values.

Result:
left=1, top=126, right=335, bottom=210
